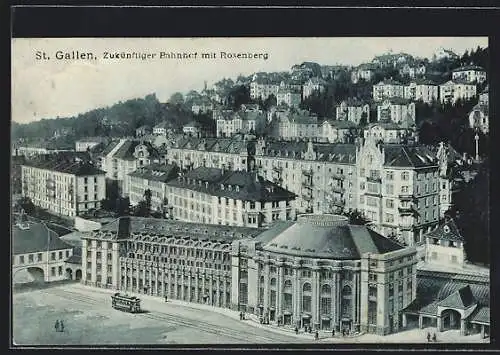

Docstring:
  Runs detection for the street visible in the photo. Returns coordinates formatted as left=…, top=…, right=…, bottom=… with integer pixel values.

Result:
left=12, top=283, right=307, bottom=345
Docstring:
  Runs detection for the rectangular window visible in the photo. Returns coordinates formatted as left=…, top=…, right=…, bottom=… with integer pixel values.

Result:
left=386, top=199, right=394, bottom=208
left=58, top=266, right=63, bottom=275
left=28, top=254, right=34, bottom=263
left=51, top=267, right=56, bottom=276
left=19, top=255, right=25, bottom=264
left=401, top=186, right=409, bottom=193
left=37, top=253, right=42, bottom=262
left=385, top=213, right=394, bottom=223
left=401, top=171, right=409, bottom=180
left=51, top=252, right=56, bottom=261
left=386, top=184, right=394, bottom=194
left=59, top=251, right=63, bottom=259
left=386, top=171, right=394, bottom=180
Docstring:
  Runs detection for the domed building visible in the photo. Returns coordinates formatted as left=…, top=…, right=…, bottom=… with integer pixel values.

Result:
left=231, top=214, right=418, bottom=335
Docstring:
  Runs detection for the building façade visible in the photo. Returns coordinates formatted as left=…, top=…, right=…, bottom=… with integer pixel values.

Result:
left=82, top=214, right=417, bottom=335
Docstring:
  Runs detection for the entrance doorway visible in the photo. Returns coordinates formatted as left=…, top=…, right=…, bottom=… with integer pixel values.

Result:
left=283, top=314, right=292, bottom=325
left=302, top=315, right=311, bottom=328
left=270, top=309, right=276, bottom=321
left=442, top=309, right=461, bottom=331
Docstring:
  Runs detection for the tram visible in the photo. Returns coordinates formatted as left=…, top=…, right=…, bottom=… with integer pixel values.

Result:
left=111, top=293, right=142, bottom=313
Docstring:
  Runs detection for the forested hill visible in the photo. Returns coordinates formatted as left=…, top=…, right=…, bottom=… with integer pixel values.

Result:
left=11, top=94, right=214, bottom=143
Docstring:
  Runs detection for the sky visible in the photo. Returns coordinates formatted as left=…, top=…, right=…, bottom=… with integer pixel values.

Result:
left=12, top=37, right=488, bottom=124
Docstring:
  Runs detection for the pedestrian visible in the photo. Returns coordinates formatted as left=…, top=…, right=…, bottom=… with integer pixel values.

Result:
left=59, top=320, right=65, bottom=332
left=332, top=328, right=335, bottom=337
left=309, top=326, right=312, bottom=334
left=54, top=320, right=60, bottom=332
left=427, top=332, right=431, bottom=342
left=164, top=295, right=168, bottom=302
left=432, top=333, right=437, bottom=342
left=315, top=331, right=319, bottom=340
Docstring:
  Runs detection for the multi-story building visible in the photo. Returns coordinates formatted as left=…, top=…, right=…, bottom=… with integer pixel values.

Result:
left=424, top=217, right=465, bottom=268
left=439, top=80, right=477, bottom=105
left=216, top=111, right=266, bottom=138
left=182, top=122, right=201, bottom=136
left=336, top=99, right=371, bottom=124
left=250, top=78, right=280, bottom=100
left=166, top=136, right=251, bottom=172
left=468, top=86, right=489, bottom=134
left=254, top=139, right=357, bottom=215
left=127, top=163, right=179, bottom=211
left=436, top=142, right=461, bottom=218
left=302, top=77, right=327, bottom=99
left=320, top=120, right=357, bottom=143
left=82, top=214, right=417, bottom=335
left=376, top=98, right=416, bottom=126
left=153, top=121, right=172, bottom=136
left=404, top=80, right=439, bottom=104
left=167, top=167, right=296, bottom=227
left=451, top=65, right=487, bottom=84
left=191, top=97, right=215, bottom=114
left=135, top=125, right=152, bottom=138
left=398, top=63, right=426, bottom=79
left=363, top=122, right=415, bottom=144
left=21, top=155, right=106, bottom=217
left=356, top=137, right=441, bottom=246
left=270, top=113, right=319, bottom=140
left=13, top=219, right=76, bottom=283
left=373, top=80, right=405, bottom=102
left=351, top=64, right=376, bottom=84
left=100, top=139, right=160, bottom=196
left=277, top=88, right=302, bottom=108
left=75, top=137, right=108, bottom=152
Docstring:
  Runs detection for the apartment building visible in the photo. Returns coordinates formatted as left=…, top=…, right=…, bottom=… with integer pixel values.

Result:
left=127, top=163, right=179, bottom=210
left=302, top=77, right=327, bottom=99
left=250, top=78, right=280, bottom=100
left=373, top=80, right=405, bottom=102
left=451, top=65, right=487, bottom=84
left=277, top=88, right=302, bottom=108
left=404, top=80, right=439, bottom=104
left=100, top=139, right=160, bottom=196
left=356, top=137, right=441, bottom=246
left=22, top=155, right=106, bottom=217
left=376, top=98, right=416, bottom=127
left=439, top=80, right=477, bottom=104
left=351, top=64, right=376, bottom=84
left=166, top=136, right=251, bottom=172
left=166, top=167, right=296, bottom=227
left=320, top=120, right=357, bottom=143
left=216, top=110, right=266, bottom=138
left=363, top=122, right=415, bottom=144
left=336, top=99, right=371, bottom=124
left=270, top=113, right=319, bottom=140
left=254, top=139, right=357, bottom=215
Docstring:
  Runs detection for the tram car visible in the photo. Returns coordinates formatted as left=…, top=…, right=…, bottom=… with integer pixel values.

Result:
left=111, top=293, right=141, bottom=313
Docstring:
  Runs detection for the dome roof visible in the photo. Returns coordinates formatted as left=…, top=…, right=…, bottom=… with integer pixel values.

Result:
left=260, top=214, right=403, bottom=259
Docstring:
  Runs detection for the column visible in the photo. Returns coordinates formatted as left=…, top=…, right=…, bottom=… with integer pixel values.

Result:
left=437, top=316, right=442, bottom=332
left=209, top=275, right=214, bottom=306
left=223, top=276, right=227, bottom=308
left=293, top=265, right=300, bottom=327
left=332, top=272, right=338, bottom=331
left=81, top=239, right=88, bottom=284
left=277, top=265, right=284, bottom=321
left=122, top=261, right=127, bottom=291
left=402, top=313, right=407, bottom=328
left=155, top=265, right=159, bottom=295
left=481, top=324, right=485, bottom=339
left=91, top=240, right=97, bottom=286
left=418, top=315, right=423, bottom=329
left=313, top=269, right=320, bottom=330
left=136, top=263, right=140, bottom=293
left=460, top=318, right=466, bottom=336
left=202, top=274, right=206, bottom=303
left=195, top=273, right=200, bottom=302
left=101, top=243, right=108, bottom=288
left=148, top=264, right=153, bottom=294
left=263, top=263, right=270, bottom=313
left=173, top=270, right=178, bottom=299
left=142, top=266, right=147, bottom=293
left=215, top=276, right=220, bottom=306
left=188, top=273, right=192, bottom=302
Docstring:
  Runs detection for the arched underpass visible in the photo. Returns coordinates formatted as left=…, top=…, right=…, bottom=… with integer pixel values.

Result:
left=13, top=267, right=45, bottom=285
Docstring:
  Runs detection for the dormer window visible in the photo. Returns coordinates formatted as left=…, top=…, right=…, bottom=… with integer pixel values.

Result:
left=221, top=184, right=225, bottom=190
left=236, top=186, right=240, bottom=192
left=228, top=185, right=232, bottom=191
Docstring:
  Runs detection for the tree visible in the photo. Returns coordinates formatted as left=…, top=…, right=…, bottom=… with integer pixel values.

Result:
left=169, top=92, right=185, bottom=106
left=144, top=189, right=152, bottom=213
left=18, top=196, right=35, bottom=215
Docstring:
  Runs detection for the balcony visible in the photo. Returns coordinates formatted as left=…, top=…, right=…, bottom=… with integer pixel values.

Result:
left=272, top=166, right=283, bottom=172
left=330, top=173, right=345, bottom=180
left=331, top=185, right=344, bottom=193
left=366, top=176, right=381, bottom=183
left=398, top=206, right=419, bottom=216
left=398, top=194, right=416, bottom=201
left=302, top=169, right=313, bottom=176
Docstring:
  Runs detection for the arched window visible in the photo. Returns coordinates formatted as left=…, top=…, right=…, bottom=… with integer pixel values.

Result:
left=283, top=280, right=293, bottom=311
left=341, top=285, right=352, bottom=318
left=260, top=275, right=265, bottom=284
left=302, top=282, right=312, bottom=313
left=320, top=284, right=332, bottom=315
left=270, top=278, right=277, bottom=287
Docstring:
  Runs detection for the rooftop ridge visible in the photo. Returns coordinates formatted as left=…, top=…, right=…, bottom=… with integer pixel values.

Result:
left=296, top=213, right=349, bottom=227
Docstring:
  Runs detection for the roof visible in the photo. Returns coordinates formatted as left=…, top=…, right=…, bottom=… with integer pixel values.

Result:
left=383, top=144, right=437, bottom=168
left=452, top=65, right=485, bottom=72
left=441, top=79, right=477, bottom=86
left=112, top=140, right=159, bottom=161
left=88, top=216, right=264, bottom=243
left=12, top=222, right=73, bottom=255
left=379, top=97, right=412, bottom=106
left=437, top=285, right=476, bottom=309
left=327, top=120, right=357, bottom=129
left=259, top=214, right=403, bottom=259
left=410, top=78, right=438, bottom=86
left=374, top=79, right=403, bottom=86
left=470, top=307, right=490, bottom=324
left=367, top=122, right=407, bottom=130
left=167, top=168, right=296, bottom=202
left=425, top=218, right=464, bottom=242
left=22, top=157, right=105, bottom=176
left=172, top=137, right=249, bottom=155
left=128, top=163, right=179, bottom=183
left=65, top=247, right=82, bottom=264
left=261, top=141, right=357, bottom=164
